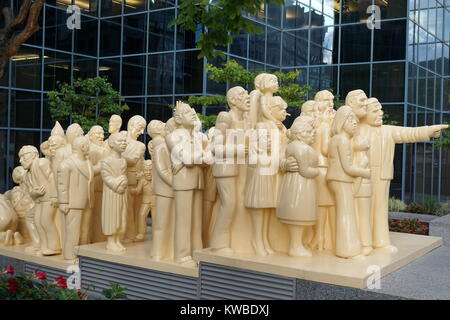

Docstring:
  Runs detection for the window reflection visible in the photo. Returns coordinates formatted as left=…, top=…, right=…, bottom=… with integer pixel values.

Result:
left=309, top=65, right=338, bottom=94
left=249, top=23, right=266, bottom=63
left=148, top=53, right=174, bottom=95
left=101, top=0, right=122, bottom=17
left=372, top=62, right=405, bottom=102
left=44, top=51, right=72, bottom=91
left=149, top=9, right=175, bottom=52
left=100, top=18, right=122, bottom=56
left=98, top=58, right=121, bottom=91
left=282, top=29, right=308, bottom=66
left=339, top=64, right=370, bottom=100
left=10, top=91, right=41, bottom=129
left=340, top=24, right=371, bottom=63
left=122, top=56, right=146, bottom=96
left=45, top=7, right=73, bottom=52
left=341, top=0, right=371, bottom=24
left=75, top=0, right=99, bottom=16
left=373, top=20, right=406, bottom=61
left=284, top=0, right=311, bottom=29
left=123, top=14, right=147, bottom=55
left=230, top=32, right=248, bottom=58
left=175, top=51, right=203, bottom=94
left=11, top=46, right=42, bottom=91
left=267, top=28, right=281, bottom=66
left=147, top=97, right=173, bottom=123
left=75, top=16, right=98, bottom=56
left=0, top=90, right=8, bottom=127
left=74, top=56, right=98, bottom=79
left=121, top=99, right=145, bottom=125
left=124, top=0, right=147, bottom=13
left=310, top=26, right=338, bottom=65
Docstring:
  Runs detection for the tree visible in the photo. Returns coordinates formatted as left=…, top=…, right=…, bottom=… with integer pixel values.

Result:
left=0, top=0, right=45, bottom=79
left=171, top=0, right=284, bottom=60
left=47, top=77, right=129, bottom=132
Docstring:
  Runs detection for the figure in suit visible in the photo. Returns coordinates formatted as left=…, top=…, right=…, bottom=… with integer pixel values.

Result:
left=57, top=136, right=94, bottom=260
left=19, top=145, right=61, bottom=256
left=166, top=102, right=211, bottom=267
left=148, top=120, right=174, bottom=260
left=360, top=98, right=447, bottom=252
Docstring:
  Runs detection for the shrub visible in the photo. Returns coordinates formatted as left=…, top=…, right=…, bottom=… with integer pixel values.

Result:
left=423, top=197, right=439, bottom=214
left=389, top=218, right=429, bottom=235
left=404, top=202, right=429, bottom=214
left=388, top=197, right=407, bottom=212
left=435, top=200, right=450, bottom=217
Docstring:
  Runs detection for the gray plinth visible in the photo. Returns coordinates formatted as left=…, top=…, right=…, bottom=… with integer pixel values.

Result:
left=430, top=214, right=450, bottom=246
left=1, top=254, right=67, bottom=281
left=79, top=256, right=199, bottom=300
left=0, top=255, right=25, bottom=273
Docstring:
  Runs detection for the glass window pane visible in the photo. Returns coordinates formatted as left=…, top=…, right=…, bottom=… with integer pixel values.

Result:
left=9, top=130, right=41, bottom=176
left=0, top=130, right=6, bottom=192
left=122, top=56, right=146, bottom=96
left=11, top=46, right=42, bottom=91
left=124, top=0, right=147, bottom=13
left=147, top=97, right=173, bottom=123
left=309, top=65, right=338, bottom=94
left=44, top=51, right=72, bottom=91
left=339, top=64, right=370, bottom=100
left=427, top=74, right=435, bottom=108
left=282, top=29, right=309, bottom=67
left=101, top=0, right=122, bottom=17
left=121, top=98, right=145, bottom=126
left=75, top=0, right=99, bottom=16
left=149, top=0, right=175, bottom=10
left=0, top=90, right=8, bottom=127
left=267, top=2, right=282, bottom=27
left=98, top=58, right=121, bottom=91
left=340, top=24, right=371, bottom=63
left=418, top=67, right=426, bottom=106
left=341, top=0, right=371, bottom=24
left=373, top=20, right=406, bottom=61
left=10, top=91, right=41, bottom=129
left=249, top=23, right=266, bottom=62
left=283, top=1, right=311, bottom=29
left=149, top=9, right=175, bottom=52
left=267, top=28, right=281, bottom=66
left=408, top=63, right=417, bottom=104
left=74, top=16, right=98, bottom=56
left=372, top=62, right=405, bottom=102
left=45, top=7, right=73, bottom=52
left=230, top=32, right=248, bottom=58
left=175, top=51, right=203, bottom=94
left=310, top=26, right=338, bottom=65
left=375, top=0, right=407, bottom=19
left=123, top=14, right=147, bottom=55
left=100, top=18, right=122, bottom=56
left=74, top=56, right=98, bottom=79
left=148, top=53, right=174, bottom=95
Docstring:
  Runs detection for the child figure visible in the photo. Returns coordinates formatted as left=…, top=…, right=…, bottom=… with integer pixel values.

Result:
left=131, top=160, right=154, bottom=241
left=276, top=116, right=319, bottom=257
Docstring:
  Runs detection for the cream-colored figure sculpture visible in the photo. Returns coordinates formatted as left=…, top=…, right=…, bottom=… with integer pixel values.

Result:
left=310, top=100, right=336, bottom=251
left=326, top=106, right=370, bottom=259
left=245, top=73, right=289, bottom=256
left=148, top=120, right=174, bottom=260
left=56, top=123, right=84, bottom=160
left=122, top=116, right=146, bottom=242
left=300, top=100, right=318, bottom=122
left=202, top=127, right=217, bottom=248
left=40, top=141, right=52, bottom=160
left=57, top=136, right=94, bottom=260
left=0, top=193, right=23, bottom=246
left=131, top=159, right=153, bottom=241
left=87, top=125, right=108, bottom=243
left=101, top=131, right=128, bottom=252
left=277, top=116, right=319, bottom=257
left=104, top=115, right=123, bottom=150
left=19, top=146, right=61, bottom=256
left=166, top=102, right=208, bottom=267
left=360, top=98, right=447, bottom=251
left=5, top=166, right=36, bottom=243
left=210, top=86, right=250, bottom=253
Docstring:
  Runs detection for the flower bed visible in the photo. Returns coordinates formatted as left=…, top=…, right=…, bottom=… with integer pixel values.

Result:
left=389, top=218, right=429, bottom=236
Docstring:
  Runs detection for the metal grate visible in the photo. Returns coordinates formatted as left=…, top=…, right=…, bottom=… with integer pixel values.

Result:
left=0, top=255, right=24, bottom=273
left=79, top=256, right=199, bottom=300
left=199, top=262, right=296, bottom=300
left=24, top=262, right=67, bottom=281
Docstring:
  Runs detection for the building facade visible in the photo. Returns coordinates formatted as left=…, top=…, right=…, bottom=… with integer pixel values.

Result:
left=0, top=0, right=449, bottom=204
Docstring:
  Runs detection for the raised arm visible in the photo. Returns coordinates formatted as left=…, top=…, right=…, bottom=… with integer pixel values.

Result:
left=390, top=124, right=448, bottom=144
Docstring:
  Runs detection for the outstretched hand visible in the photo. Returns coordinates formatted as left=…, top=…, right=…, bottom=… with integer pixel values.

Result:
left=430, top=124, right=449, bottom=138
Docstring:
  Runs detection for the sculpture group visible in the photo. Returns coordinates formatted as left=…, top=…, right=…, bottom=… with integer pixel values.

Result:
left=0, top=74, right=447, bottom=265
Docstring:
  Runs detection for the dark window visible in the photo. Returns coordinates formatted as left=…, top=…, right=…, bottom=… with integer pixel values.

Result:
left=122, top=56, right=146, bottom=96
left=148, top=53, right=174, bottom=95
left=408, top=63, right=417, bottom=104
left=249, top=23, right=266, bottom=63
left=175, top=51, right=203, bottom=94
left=339, top=64, right=370, bottom=99
left=44, top=50, right=72, bottom=91
left=341, top=0, right=371, bottom=24
left=121, top=99, right=145, bottom=126
left=418, top=67, right=426, bottom=106
left=309, top=65, right=338, bottom=95
left=375, top=0, right=407, bottom=19
left=149, top=9, right=175, bottom=52
left=10, top=91, right=41, bottom=129
left=75, top=0, right=99, bottom=16
left=340, top=24, right=371, bottom=63
left=9, top=130, right=41, bottom=177
left=124, top=0, right=147, bottom=13
left=373, top=20, right=407, bottom=61
left=123, top=14, right=147, bottom=55
left=0, top=90, right=8, bottom=127
left=101, top=0, right=122, bottom=17
left=282, top=29, right=309, bottom=67
left=267, top=2, right=282, bottom=27
left=0, top=130, right=6, bottom=192
left=310, top=26, right=338, bottom=65
left=74, top=56, right=98, bottom=80
left=74, top=16, right=98, bottom=57
left=149, top=0, right=175, bottom=10
left=98, top=58, right=121, bottom=91
left=45, top=7, right=73, bottom=52
left=230, top=32, right=248, bottom=58
left=100, top=18, right=122, bottom=56
left=283, top=1, right=310, bottom=29
left=11, top=46, right=41, bottom=91
left=147, top=97, right=173, bottom=123
left=267, top=28, right=281, bottom=66
left=372, top=62, right=405, bottom=103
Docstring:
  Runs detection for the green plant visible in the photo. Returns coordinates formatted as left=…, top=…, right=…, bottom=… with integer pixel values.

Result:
left=423, top=197, right=439, bottom=214
left=197, top=113, right=217, bottom=130
left=404, top=202, right=429, bottom=214
left=102, top=283, right=127, bottom=300
left=435, top=200, right=450, bottom=217
left=47, top=77, right=129, bottom=132
left=389, top=218, right=429, bottom=235
left=388, top=197, right=407, bottom=212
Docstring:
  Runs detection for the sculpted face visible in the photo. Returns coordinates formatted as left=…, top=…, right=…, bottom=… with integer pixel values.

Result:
left=19, top=152, right=37, bottom=170
left=109, top=118, right=122, bottom=134
left=48, top=136, right=65, bottom=156
left=272, top=104, right=288, bottom=122
left=300, top=123, right=315, bottom=145
left=343, top=113, right=358, bottom=136
left=349, top=92, right=368, bottom=119
left=180, top=107, right=197, bottom=129
left=89, top=127, right=105, bottom=145
left=366, top=102, right=384, bottom=127
left=112, top=134, right=128, bottom=153
left=129, top=123, right=145, bottom=140
left=231, top=88, right=251, bottom=112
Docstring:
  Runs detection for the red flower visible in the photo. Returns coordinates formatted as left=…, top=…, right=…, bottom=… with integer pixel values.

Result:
left=7, top=278, right=19, bottom=294
left=4, top=265, right=14, bottom=275
left=35, top=270, right=47, bottom=280
left=77, top=290, right=83, bottom=299
left=55, top=275, right=67, bottom=289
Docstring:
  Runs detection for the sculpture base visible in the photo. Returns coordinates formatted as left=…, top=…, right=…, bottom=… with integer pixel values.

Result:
left=194, top=232, right=442, bottom=289
left=77, top=240, right=199, bottom=299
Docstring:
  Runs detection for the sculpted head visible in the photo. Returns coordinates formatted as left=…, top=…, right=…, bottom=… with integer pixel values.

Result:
left=227, top=86, right=250, bottom=113
left=143, top=160, right=152, bottom=181
left=314, top=90, right=334, bottom=109
left=165, top=117, right=178, bottom=136
left=12, top=166, right=27, bottom=185
left=18, top=145, right=39, bottom=170
left=254, top=73, right=265, bottom=91
left=109, top=131, right=128, bottom=154
left=40, top=141, right=51, bottom=158
left=148, top=120, right=166, bottom=139
left=66, top=123, right=84, bottom=144
left=258, top=73, right=279, bottom=94
left=345, top=89, right=368, bottom=120
left=270, top=96, right=288, bottom=122
left=331, top=106, right=357, bottom=137
left=72, top=136, right=90, bottom=157
left=127, top=115, right=146, bottom=140
left=88, top=125, right=105, bottom=146
left=174, top=101, right=196, bottom=130
left=301, top=100, right=317, bottom=119
left=109, top=115, right=122, bottom=134
left=48, top=135, right=66, bottom=156
left=288, top=116, right=315, bottom=145
left=365, top=98, right=384, bottom=127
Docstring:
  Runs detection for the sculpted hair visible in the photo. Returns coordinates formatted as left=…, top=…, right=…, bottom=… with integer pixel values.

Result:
left=314, top=90, right=334, bottom=102
left=147, top=120, right=165, bottom=138
left=127, top=115, right=146, bottom=131
left=288, top=116, right=314, bottom=140
left=108, top=131, right=127, bottom=148
left=12, top=166, right=26, bottom=184
left=301, top=100, right=316, bottom=114
left=72, top=136, right=89, bottom=151
left=226, top=86, right=245, bottom=107
left=258, top=73, right=278, bottom=92
left=88, top=125, right=104, bottom=136
left=18, top=145, right=38, bottom=158
left=331, top=106, right=354, bottom=136
left=345, top=89, right=365, bottom=106
left=66, top=123, right=84, bottom=143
